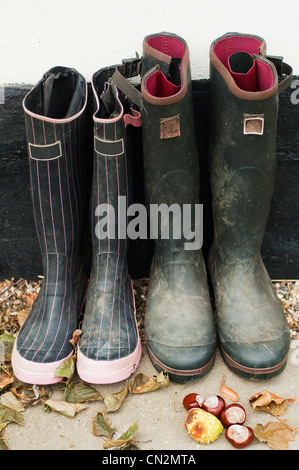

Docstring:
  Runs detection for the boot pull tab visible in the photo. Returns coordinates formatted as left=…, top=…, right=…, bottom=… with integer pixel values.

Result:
left=265, top=55, right=293, bottom=94
left=43, top=73, right=56, bottom=117
left=109, top=57, right=144, bottom=109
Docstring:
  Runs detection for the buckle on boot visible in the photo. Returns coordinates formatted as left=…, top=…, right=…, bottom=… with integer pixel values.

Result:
left=121, top=57, right=141, bottom=78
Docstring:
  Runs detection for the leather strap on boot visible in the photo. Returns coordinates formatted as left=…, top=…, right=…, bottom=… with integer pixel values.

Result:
left=109, top=57, right=143, bottom=108
left=266, top=55, right=293, bottom=94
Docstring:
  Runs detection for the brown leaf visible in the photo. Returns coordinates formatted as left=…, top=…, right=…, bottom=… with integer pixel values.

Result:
left=11, top=385, right=49, bottom=407
left=0, top=391, right=25, bottom=412
left=0, top=436, right=9, bottom=450
left=129, top=371, right=169, bottom=394
left=44, top=399, right=87, bottom=418
left=249, top=390, right=296, bottom=416
left=92, top=412, right=116, bottom=439
left=0, top=369, right=14, bottom=392
left=69, top=329, right=82, bottom=348
left=104, top=383, right=129, bottom=412
left=129, top=373, right=161, bottom=393
left=0, top=404, right=24, bottom=431
left=25, top=293, right=37, bottom=306
left=219, top=375, right=239, bottom=402
left=254, top=420, right=299, bottom=450
left=102, top=421, right=138, bottom=450
left=17, top=308, right=30, bottom=327
left=64, top=381, right=102, bottom=403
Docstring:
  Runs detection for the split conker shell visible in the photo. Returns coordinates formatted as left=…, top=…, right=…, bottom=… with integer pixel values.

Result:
left=185, top=408, right=223, bottom=444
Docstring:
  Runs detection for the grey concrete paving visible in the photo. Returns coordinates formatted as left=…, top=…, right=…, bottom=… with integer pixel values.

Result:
left=4, top=343, right=299, bottom=451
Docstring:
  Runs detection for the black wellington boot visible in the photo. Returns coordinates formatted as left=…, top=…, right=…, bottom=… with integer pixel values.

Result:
left=139, top=32, right=217, bottom=382
left=76, top=62, right=142, bottom=383
left=209, top=32, right=292, bottom=379
left=12, top=67, right=88, bottom=384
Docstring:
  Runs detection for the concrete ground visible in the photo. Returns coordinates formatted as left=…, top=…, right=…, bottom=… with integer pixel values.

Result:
left=3, top=342, right=299, bottom=451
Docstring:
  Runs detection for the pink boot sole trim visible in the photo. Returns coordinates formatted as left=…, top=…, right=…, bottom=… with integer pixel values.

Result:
left=76, top=340, right=142, bottom=384
left=11, top=342, right=73, bottom=385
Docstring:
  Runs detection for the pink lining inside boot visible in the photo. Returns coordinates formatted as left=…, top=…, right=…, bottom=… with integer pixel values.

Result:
left=147, top=35, right=185, bottom=60
left=145, top=35, right=185, bottom=98
left=145, top=70, right=181, bottom=97
left=214, top=35, right=274, bottom=91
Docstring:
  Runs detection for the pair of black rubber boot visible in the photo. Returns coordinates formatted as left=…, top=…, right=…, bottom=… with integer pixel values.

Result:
left=12, top=62, right=142, bottom=385
left=12, top=31, right=292, bottom=386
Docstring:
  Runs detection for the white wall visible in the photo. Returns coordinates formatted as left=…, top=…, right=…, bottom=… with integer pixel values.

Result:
left=0, top=0, right=298, bottom=84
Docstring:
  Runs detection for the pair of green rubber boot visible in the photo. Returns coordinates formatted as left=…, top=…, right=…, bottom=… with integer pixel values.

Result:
left=131, top=31, right=292, bottom=382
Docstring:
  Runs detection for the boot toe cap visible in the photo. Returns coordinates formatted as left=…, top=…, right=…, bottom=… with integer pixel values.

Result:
left=221, top=333, right=290, bottom=379
left=147, top=340, right=216, bottom=382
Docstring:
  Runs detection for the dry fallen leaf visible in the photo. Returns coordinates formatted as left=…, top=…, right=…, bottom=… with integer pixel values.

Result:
left=104, top=383, right=130, bottom=412
left=249, top=390, right=296, bottom=416
left=25, top=292, right=37, bottom=306
left=64, top=381, right=103, bottom=404
left=69, top=329, right=82, bottom=348
left=92, top=412, right=116, bottom=439
left=0, top=404, right=24, bottom=431
left=16, top=308, right=30, bottom=328
left=129, top=371, right=169, bottom=394
left=254, top=420, right=299, bottom=450
left=11, top=385, right=49, bottom=407
left=0, top=375, right=14, bottom=392
left=0, top=391, right=25, bottom=413
left=55, top=355, right=77, bottom=381
left=44, top=399, right=87, bottom=419
left=0, top=436, right=9, bottom=450
left=219, top=375, right=239, bottom=402
left=102, top=421, right=138, bottom=450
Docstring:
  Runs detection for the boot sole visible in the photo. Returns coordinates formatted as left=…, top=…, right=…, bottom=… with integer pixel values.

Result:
left=221, top=347, right=288, bottom=379
left=11, top=342, right=73, bottom=385
left=76, top=339, right=142, bottom=384
left=147, top=345, right=216, bottom=383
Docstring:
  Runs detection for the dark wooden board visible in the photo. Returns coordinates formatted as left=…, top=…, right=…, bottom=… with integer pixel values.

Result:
left=0, top=80, right=298, bottom=281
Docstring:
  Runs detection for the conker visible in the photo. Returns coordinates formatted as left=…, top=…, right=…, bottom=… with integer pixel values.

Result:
left=220, top=403, right=246, bottom=428
left=202, top=395, right=226, bottom=417
left=183, top=393, right=204, bottom=410
left=225, top=424, right=254, bottom=448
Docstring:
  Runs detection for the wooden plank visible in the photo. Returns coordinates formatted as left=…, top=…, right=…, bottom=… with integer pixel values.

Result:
left=0, top=81, right=298, bottom=281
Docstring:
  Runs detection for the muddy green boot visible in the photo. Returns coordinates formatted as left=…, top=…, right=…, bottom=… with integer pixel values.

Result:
left=208, top=32, right=292, bottom=379
left=140, top=32, right=216, bottom=382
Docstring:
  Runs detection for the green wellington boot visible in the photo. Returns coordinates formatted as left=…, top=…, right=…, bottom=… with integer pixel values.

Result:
left=139, top=32, right=217, bottom=382
left=208, top=32, right=292, bottom=379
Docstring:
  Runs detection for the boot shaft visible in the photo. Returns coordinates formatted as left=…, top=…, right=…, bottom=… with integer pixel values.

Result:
left=90, top=66, right=141, bottom=261
left=23, top=67, right=88, bottom=259
left=209, top=33, right=291, bottom=255
left=140, top=32, right=200, bottom=255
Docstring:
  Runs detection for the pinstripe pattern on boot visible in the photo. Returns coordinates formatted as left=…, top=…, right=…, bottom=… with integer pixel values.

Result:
left=12, top=67, right=88, bottom=385
left=76, top=67, right=142, bottom=384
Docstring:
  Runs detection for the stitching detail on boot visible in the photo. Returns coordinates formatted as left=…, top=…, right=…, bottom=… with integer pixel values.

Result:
left=29, top=141, right=62, bottom=161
